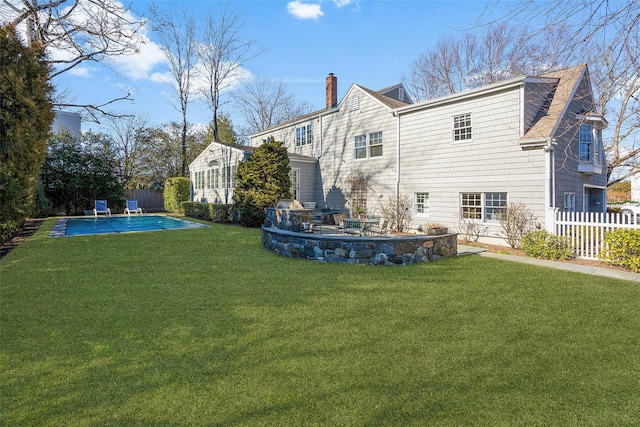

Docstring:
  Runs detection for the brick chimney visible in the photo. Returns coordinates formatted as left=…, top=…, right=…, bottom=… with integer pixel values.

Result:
left=326, top=73, right=337, bottom=108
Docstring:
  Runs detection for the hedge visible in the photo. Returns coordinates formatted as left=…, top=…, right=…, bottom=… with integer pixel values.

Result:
left=182, top=201, right=235, bottom=223
left=164, top=177, right=190, bottom=214
left=601, top=228, right=640, bottom=272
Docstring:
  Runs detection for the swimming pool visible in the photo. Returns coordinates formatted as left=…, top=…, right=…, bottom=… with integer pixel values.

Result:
left=50, top=215, right=208, bottom=237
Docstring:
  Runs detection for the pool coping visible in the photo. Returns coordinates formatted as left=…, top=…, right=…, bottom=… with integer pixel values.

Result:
left=49, top=215, right=209, bottom=238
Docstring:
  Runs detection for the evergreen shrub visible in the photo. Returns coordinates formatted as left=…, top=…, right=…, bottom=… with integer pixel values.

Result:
left=164, top=177, right=190, bottom=214
left=521, top=230, right=573, bottom=260
left=601, top=229, right=640, bottom=272
left=182, top=202, right=234, bottom=222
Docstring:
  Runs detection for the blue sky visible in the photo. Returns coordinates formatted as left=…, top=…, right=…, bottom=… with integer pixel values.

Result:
left=50, top=0, right=498, bottom=133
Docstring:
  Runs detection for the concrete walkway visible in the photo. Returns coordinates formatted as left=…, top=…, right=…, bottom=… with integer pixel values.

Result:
left=458, top=245, right=640, bottom=283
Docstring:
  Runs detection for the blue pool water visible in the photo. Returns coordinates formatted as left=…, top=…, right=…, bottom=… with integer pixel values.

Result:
left=57, top=215, right=208, bottom=237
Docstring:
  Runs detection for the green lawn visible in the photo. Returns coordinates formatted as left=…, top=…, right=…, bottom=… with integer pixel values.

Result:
left=1, top=218, right=639, bottom=426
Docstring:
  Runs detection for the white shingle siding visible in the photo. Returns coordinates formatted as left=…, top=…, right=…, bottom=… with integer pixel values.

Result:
left=398, top=87, right=547, bottom=231
left=221, top=66, right=608, bottom=242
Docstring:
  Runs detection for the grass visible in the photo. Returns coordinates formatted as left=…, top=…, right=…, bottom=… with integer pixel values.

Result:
left=1, top=218, right=639, bottom=426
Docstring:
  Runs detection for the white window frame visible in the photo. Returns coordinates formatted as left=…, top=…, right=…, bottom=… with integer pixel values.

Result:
left=460, top=192, right=507, bottom=222
left=289, top=168, right=300, bottom=201
left=354, top=134, right=367, bottom=159
left=354, top=132, right=383, bottom=160
left=579, top=123, right=594, bottom=162
left=295, top=123, right=313, bottom=147
left=415, top=193, right=430, bottom=217
left=564, top=192, right=575, bottom=212
left=453, top=113, right=472, bottom=143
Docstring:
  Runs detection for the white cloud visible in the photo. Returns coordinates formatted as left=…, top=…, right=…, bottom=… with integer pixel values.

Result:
left=334, top=0, right=351, bottom=7
left=113, top=32, right=167, bottom=80
left=150, top=71, right=174, bottom=85
left=66, top=66, right=92, bottom=78
left=287, top=1, right=324, bottom=20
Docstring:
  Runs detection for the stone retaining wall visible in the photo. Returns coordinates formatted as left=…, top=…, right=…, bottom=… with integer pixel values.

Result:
left=262, top=226, right=457, bottom=266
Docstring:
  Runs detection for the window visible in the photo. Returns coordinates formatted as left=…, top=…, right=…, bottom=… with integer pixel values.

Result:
left=564, top=193, right=575, bottom=212
left=415, top=193, right=430, bottom=216
left=485, top=193, right=508, bottom=221
left=223, top=165, right=237, bottom=189
left=354, top=135, right=367, bottom=159
left=579, top=123, right=593, bottom=161
left=369, top=132, right=383, bottom=157
left=194, top=171, right=205, bottom=190
left=460, top=192, right=507, bottom=221
left=354, top=132, right=383, bottom=159
left=453, top=113, right=472, bottom=142
left=295, top=123, right=313, bottom=146
left=289, top=169, right=300, bottom=201
left=461, top=193, right=482, bottom=219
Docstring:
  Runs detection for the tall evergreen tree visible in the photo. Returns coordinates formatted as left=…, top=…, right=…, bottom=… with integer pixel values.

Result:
left=0, top=25, right=54, bottom=243
left=233, top=139, right=291, bottom=227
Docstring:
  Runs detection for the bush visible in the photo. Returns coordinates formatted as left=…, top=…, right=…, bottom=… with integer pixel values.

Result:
left=521, top=230, right=573, bottom=260
left=601, top=229, right=640, bottom=272
left=182, top=202, right=234, bottom=223
left=500, top=202, right=536, bottom=248
left=164, top=177, right=190, bottom=214
left=233, top=138, right=291, bottom=227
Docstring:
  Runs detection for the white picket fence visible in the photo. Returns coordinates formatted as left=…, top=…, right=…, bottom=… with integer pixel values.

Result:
left=552, top=211, right=640, bottom=260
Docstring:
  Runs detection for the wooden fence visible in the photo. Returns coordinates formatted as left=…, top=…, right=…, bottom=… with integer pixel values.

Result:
left=125, top=189, right=165, bottom=212
left=552, top=211, right=639, bottom=260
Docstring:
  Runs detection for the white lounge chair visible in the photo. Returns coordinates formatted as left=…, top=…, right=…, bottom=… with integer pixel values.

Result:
left=93, top=200, right=111, bottom=216
left=124, top=199, right=143, bottom=216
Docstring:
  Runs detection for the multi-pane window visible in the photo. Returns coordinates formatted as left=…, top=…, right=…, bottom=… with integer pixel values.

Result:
left=564, top=193, right=575, bottom=212
left=354, top=132, right=383, bottom=159
left=415, top=193, right=430, bottom=216
left=194, top=171, right=205, bottom=190
left=579, top=124, right=593, bottom=161
left=369, top=132, right=383, bottom=157
left=354, top=135, right=367, bottom=159
left=295, top=123, right=313, bottom=146
left=485, top=193, right=508, bottom=221
left=453, top=113, right=472, bottom=142
left=461, top=193, right=482, bottom=219
left=461, top=192, right=507, bottom=221
left=223, top=165, right=237, bottom=188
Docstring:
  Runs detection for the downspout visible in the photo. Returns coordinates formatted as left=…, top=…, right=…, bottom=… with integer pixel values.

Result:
left=395, top=112, right=401, bottom=201
left=318, top=114, right=322, bottom=159
left=544, top=138, right=556, bottom=232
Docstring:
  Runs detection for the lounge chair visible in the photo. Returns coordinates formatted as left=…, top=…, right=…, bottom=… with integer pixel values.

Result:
left=124, top=199, right=143, bottom=216
left=93, top=200, right=111, bottom=216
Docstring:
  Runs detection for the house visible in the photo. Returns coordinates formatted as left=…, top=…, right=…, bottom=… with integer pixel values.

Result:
left=192, top=65, right=608, bottom=244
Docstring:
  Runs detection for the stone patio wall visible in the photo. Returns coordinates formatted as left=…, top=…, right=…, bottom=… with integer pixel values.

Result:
left=262, top=226, right=457, bottom=266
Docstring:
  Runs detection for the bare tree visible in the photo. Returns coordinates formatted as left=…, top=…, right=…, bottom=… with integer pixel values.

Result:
left=1, top=0, right=147, bottom=115
left=103, top=113, right=151, bottom=189
left=150, top=4, right=197, bottom=177
left=234, top=76, right=313, bottom=137
left=485, top=0, right=639, bottom=182
left=196, top=3, right=264, bottom=143
left=406, top=23, right=567, bottom=101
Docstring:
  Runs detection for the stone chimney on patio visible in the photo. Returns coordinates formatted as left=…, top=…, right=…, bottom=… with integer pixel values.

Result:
left=326, top=73, right=337, bottom=108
